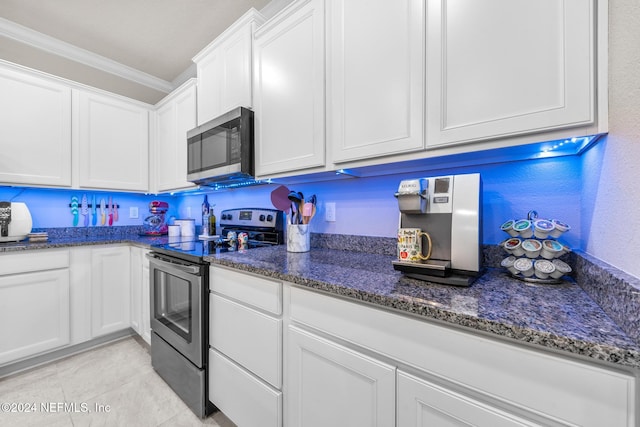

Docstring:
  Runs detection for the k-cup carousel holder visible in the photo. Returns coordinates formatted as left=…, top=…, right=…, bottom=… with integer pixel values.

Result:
left=499, top=211, right=572, bottom=284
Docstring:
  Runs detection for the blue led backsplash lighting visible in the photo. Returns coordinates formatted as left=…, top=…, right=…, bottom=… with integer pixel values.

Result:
left=0, top=132, right=603, bottom=252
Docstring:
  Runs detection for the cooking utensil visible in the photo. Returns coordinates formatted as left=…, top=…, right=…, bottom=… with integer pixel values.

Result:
left=270, top=185, right=291, bottom=211
left=288, top=191, right=304, bottom=224
left=81, top=194, right=89, bottom=227
left=113, top=200, right=118, bottom=222
left=91, top=195, right=97, bottom=226
left=71, top=196, right=79, bottom=226
left=108, top=196, right=114, bottom=226
left=302, top=194, right=317, bottom=224
left=100, top=198, right=106, bottom=225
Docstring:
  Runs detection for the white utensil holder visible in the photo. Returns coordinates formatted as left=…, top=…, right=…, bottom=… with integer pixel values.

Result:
left=287, top=224, right=310, bottom=252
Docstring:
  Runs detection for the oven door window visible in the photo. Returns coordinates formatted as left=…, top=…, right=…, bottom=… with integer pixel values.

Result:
left=153, top=269, right=192, bottom=342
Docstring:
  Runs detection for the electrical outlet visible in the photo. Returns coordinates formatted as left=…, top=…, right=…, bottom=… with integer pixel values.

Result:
left=129, top=207, right=139, bottom=219
left=325, top=202, right=336, bottom=222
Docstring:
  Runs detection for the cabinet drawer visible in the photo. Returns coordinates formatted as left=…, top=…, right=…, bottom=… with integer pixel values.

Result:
left=290, top=286, right=636, bottom=427
left=209, top=349, right=282, bottom=427
left=210, top=265, right=282, bottom=315
left=0, top=249, right=69, bottom=276
left=209, top=293, right=281, bottom=388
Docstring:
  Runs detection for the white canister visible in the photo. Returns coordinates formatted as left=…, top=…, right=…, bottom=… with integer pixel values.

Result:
left=287, top=224, right=310, bottom=253
left=168, top=225, right=181, bottom=237
left=175, top=219, right=195, bottom=237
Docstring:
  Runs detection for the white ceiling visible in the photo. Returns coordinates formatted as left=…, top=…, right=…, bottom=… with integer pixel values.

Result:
left=0, top=0, right=278, bottom=104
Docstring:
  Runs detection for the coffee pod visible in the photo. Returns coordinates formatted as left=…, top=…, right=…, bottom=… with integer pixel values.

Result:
left=534, top=259, right=556, bottom=279
left=550, top=219, right=571, bottom=238
left=522, top=239, right=542, bottom=258
left=533, top=219, right=555, bottom=239
left=500, top=220, right=519, bottom=237
left=551, top=259, right=572, bottom=278
left=501, top=256, right=518, bottom=275
left=503, top=238, right=524, bottom=256
left=514, top=258, right=534, bottom=277
left=513, top=219, right=533, bottom=238
left=540, top=240, right=564, bottom=259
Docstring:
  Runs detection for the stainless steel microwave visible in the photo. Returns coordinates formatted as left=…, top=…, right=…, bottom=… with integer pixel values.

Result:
left=187, top=107, right=254, bottom=186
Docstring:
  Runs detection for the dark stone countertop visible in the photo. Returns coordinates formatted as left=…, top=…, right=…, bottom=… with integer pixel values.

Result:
left=205, top=246, right=640, bottom=370
left=3, top=230, right=639, bottom=370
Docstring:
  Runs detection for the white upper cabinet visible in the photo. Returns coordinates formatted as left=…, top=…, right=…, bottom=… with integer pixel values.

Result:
left=194, top=9, right=266, bottom=125
left=253, top=0, right=326, bottom=177
left=75, top=89, right=150, bottom=191
left=154, top=79, right=197, bottom=193
left=427, top=0, right=597, bottom=148
left=327, top=0, right=425, bottom=163
left=0, top=64, right=72, bottom=187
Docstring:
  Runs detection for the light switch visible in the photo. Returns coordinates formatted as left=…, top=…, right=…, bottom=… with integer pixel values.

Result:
left=325, top=202, right=336, bottom=222
left=129, top=207, right=139, bottom=219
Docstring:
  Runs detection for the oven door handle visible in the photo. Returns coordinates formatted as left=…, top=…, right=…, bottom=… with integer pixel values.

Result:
left=146, top=253, right=201, bottom=275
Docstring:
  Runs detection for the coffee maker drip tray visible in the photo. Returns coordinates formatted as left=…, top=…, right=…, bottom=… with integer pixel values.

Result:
left=392, top=260, right=479, bottom=287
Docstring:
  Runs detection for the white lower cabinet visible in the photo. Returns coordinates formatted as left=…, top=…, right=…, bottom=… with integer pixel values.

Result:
left=130, top=246, right=151, bottom=344
left=90, top=246, right=131, bottom=337
left=286, top=285, right=637, bottom=427
left=0, top=250, right=71, bottom=365
left=286, top=325, right=396, bottom=427
left=208, top=266, right=283, bottom=426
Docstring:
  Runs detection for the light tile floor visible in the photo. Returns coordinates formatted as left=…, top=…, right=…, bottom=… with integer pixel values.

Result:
left=0, top=337, right=236, bottom=427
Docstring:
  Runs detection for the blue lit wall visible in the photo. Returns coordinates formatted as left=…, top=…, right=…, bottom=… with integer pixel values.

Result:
left=1, top=153, right=583, bottom=249
left=176, top=153, right=584, bottom=250
left=0, top=187, right=175, bottom=229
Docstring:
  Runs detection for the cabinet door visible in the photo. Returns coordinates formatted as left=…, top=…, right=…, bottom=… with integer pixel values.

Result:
left=286, top=325, right=395, bottom=427
left=254, top=0, right=326, bottom=176
left=0, top=66, right=72, bottom=187
left=397, top=370, right=539, bottom=427
left=129, top=246, right=142, bottom=335
left=427, top=0, right=595, bottom=147
left=155, top=81, right=197, bottom=192
left=91, top=246, right=131, bottom=337
left=76, top=90, right=149, bottom=191
left=0, top=269, right=70, bottom=364
left=328, top=0, right=425, bottom=163
left=196, top=48, right=224, bottom=125
left=141, top=255, right=150, bottom=344
left=195, top=11, right=263, bottom=125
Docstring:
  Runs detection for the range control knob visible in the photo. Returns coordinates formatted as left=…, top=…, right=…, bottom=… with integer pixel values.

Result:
left=266, top=215, right=273, bottom=222
left=259, top=214, right=266, bottom=222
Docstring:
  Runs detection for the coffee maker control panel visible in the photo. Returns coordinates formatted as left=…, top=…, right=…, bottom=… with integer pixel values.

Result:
left=425, top=176, right=453, bottom=214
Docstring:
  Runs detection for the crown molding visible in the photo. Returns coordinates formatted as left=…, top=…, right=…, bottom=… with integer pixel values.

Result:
left=0, top=17, right=174, bottom=94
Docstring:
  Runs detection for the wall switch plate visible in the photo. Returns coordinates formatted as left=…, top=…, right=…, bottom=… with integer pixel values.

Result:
left=325, top=202, right=336, bottom=222
left=129, top=207, right=139, bottom=219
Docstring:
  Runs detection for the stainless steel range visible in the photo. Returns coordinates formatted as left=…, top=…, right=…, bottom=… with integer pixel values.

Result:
left=147, top=208, right=284, bottom=418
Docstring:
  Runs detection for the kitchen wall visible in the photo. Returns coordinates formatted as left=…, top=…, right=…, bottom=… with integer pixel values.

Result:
left=177, top=153, right=584, bottom=250
left=0, top=187, right=174, bottom=229
left=580, top=0, right=640, bottom=279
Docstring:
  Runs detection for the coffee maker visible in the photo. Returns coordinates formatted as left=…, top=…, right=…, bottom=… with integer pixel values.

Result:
left=392, top=173, right=483, bottom=286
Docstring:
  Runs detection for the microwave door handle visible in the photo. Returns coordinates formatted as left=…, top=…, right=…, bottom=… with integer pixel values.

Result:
left=146, top=253, right=201, bottom=275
